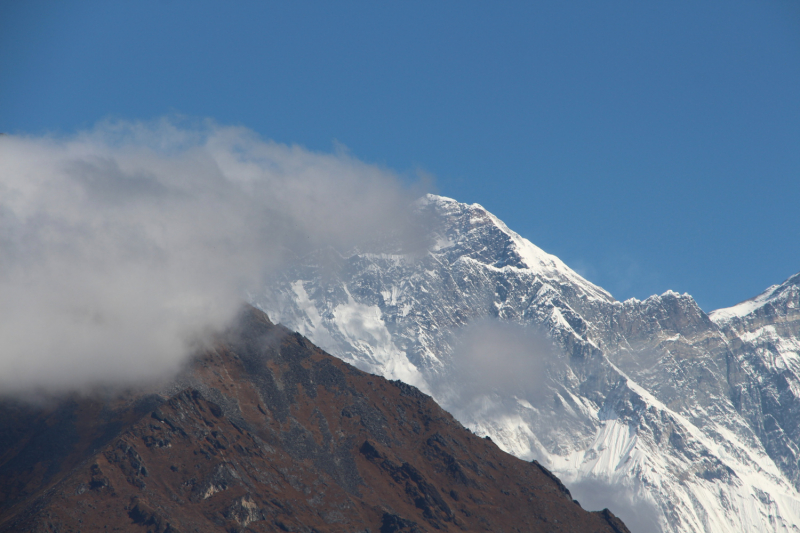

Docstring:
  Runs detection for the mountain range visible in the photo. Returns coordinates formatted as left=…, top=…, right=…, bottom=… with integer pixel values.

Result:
left=255, top=194, right=800, bottom=533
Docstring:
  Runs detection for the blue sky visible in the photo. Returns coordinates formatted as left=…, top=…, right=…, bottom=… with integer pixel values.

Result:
left=2, top=1, right=799, bottom=311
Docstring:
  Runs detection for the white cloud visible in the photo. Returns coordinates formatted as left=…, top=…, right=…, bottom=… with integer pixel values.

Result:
left=0, top=118, right=423, bottom=393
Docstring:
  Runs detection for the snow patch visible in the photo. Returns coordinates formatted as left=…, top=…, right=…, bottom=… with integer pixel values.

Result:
left=332, top=289, right=429, bottom=393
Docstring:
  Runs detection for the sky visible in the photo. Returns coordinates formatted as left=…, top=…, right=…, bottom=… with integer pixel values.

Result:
left=2, top=0, right=799, bottom=312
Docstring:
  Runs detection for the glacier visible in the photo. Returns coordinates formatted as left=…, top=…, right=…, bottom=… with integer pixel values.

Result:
left=253, top=194, right=800, bottom=533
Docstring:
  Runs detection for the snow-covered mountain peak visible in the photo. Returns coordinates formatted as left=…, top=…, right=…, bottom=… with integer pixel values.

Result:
left=255, top=196, right=800, bottom=533
left=418, top=194, right=614, bottom=303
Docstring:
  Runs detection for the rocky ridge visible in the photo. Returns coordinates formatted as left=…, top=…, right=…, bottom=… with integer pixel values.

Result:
left=0, top=306, right=630, bottom=533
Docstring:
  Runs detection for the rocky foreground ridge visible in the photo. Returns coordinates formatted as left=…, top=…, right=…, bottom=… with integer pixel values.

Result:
left=256, top=194, right=800, bottom=533
left=0, top=306, right=629, bottom=533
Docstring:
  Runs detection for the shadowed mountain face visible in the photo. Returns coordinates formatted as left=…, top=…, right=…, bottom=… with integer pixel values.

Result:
left=0, top=307, right=629, bottom=533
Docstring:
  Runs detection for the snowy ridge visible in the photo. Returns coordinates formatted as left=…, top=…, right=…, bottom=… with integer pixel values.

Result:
left=254, top=195, right=800, bottom=533
left=710, top=272, right=800, bottom=326
left=710, top=285, right=783, bottom=325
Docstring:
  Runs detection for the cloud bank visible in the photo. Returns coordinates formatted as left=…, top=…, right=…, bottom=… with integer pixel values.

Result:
left=0, top=119, right=423, bottom=394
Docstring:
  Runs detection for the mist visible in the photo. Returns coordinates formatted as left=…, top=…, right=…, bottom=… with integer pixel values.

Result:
left=569, top=477, right=662, bottom=533
left=0, top=118, right=424, bottom=394
left=436, top=319, right=559, bottom=418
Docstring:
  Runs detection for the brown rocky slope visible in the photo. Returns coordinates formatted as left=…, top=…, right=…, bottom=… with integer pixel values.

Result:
left=0, top=306, right=629, bottom=533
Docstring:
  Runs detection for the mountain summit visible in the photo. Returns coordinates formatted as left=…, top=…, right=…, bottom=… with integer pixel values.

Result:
left=256, top=194, right=800, bottom=533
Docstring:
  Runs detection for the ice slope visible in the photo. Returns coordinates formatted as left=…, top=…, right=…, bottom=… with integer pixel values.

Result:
left=253, top=194, right=800, bottom=533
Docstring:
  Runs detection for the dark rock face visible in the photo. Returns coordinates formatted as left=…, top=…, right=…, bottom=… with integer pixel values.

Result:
left=0, top=307, right=629, bottom=533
